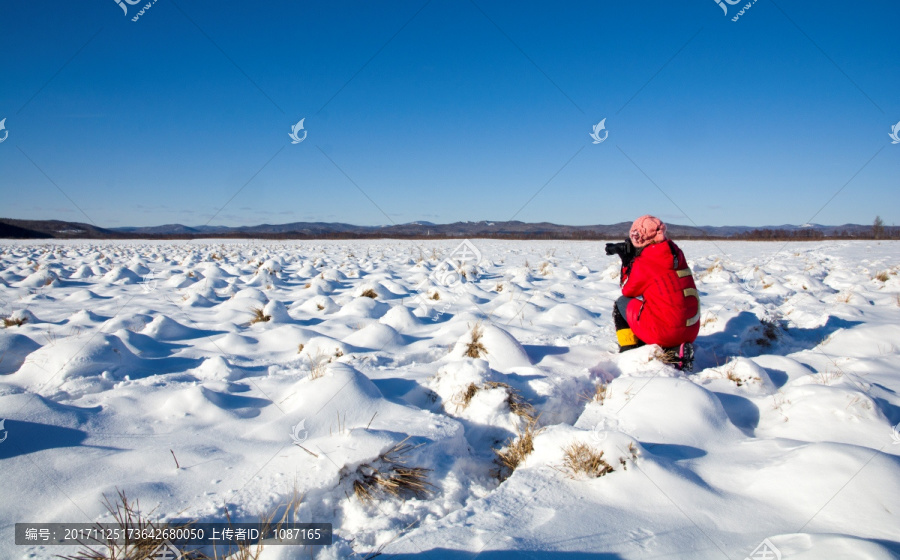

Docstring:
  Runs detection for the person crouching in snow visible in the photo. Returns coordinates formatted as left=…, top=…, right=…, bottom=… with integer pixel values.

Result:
left=606, top=215, right=700, bottom=370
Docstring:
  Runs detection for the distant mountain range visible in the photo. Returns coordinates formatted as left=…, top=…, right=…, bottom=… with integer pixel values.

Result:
left=0, top=217, right=893, bottom=240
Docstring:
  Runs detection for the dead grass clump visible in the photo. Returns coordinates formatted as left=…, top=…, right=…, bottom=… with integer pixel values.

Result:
left=297, top=343, right=304, bottom=354
left=316, top=303, right=325, bottom=311
left=875, top=271, right=890, bottom=282
left=483, top=381, right=535, bottom=420
left=653, top=347, right=684, bottom=366
left=580, top=382, right=611, bottom=405
left=2, top=316, right=27, bottom=328
left=303, top=282, right=311, bottom=289
left=756, top=318, right=782, bottom=346
left=495, top=283, right=504, bottom=292
left=465, top=323, right=487, bottom=358
left=430, top=291, right=440, bottom=301
left=455, top=381, right=535, bottom=420
left=249, top=307, right=271, bottom=324
left=360, top=288, right=378, bottom=299
left=350, top=437, right=435, bottom=503
left=705, top=260, right=721, bottom=274
left=494, top=419, right=541, bottom=481
left=60, top=489, right=193, bottom=560
left=836, top=290, right=853, bottom=303
left=457, top=382, right=480, bottom=409
left=562, top=442, right=615, bottom=479
left=539, top=262, right=552, bottom=276
left=308, top=348, right=343, bottom=379
left=726, top=369, right=746, bottom=387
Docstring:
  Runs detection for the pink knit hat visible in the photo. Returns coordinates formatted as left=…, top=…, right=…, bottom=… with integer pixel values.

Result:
left=629, top=215, right=667, bottom=248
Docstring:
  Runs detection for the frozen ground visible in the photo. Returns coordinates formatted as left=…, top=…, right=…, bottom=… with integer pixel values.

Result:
left=1, top=239, right=899, bottom=560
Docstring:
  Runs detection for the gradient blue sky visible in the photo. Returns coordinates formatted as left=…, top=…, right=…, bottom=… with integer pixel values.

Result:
left=1, top=1, right=898, bottom=228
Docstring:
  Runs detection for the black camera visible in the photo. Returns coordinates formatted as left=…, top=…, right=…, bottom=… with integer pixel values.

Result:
left=605, top=240, right=636, bottom=267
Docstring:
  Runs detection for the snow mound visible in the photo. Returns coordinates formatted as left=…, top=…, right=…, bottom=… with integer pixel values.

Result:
left=536, top=303, right=597, bottom=326
left=0, top=332, right=41, bottom=375
left=296, top=295, right=339, bottom=314
left=343, top=323, right=403, bottom=351
left=142, top=315, right=206, bottom=341
left=448, top=323, right=531, bottom=372
left=378, top=304, right=420, bottom=332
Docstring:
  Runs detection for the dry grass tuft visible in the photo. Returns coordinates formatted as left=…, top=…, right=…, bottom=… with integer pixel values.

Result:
left=539, top=261, right=552, bottom=276
left=562, top=442, right=615, bottom=479
left=457, top=382, right=480, bottom=409
left=430, top=291, right=440, bottom=301
left=495, top=283, right=504, bottom=292
left=494, top=418, right=542, bottom=481
left=705, top=260, right=722, bottom=275
left=2, top=316, right=27, bottom=328
left=249, top=307, right=271, bottom=324
left=836, top=290, right=853, bottom=303
left=360, top=288, right=378, bottom=299
left=755, top=318, right=782, bottom=346
left=59, top=489, right=193, bottom=560
left=484, top=381, right=535, bottom=419
left=350, top=437, right=435, bottom=503
left=308, top=348, right=343, bottom=380
left=580, top=382, right=611, bottom=405
left=653, top=347, right=687, bottom=366
left=465, top=323, right=487, bottom=358
left=726, top=369, right=747, bottom=387
left=875, top=271, right=890, bottom=282
left=303, top=282, right=311, bottom=289
left=455, top=381, right=535, bottom=420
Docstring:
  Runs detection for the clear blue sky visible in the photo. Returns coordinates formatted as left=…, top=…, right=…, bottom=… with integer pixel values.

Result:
left=1, top=1, right=898, bottom=228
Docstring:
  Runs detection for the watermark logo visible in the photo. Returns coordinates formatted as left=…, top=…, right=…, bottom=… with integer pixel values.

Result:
left=114, top=0, right=140, bottom=16
left=411, top=240, right=482, bottom=320
left=115, top=0, right=158, bottom=22
left=716, top=0, right=759, bottom=22
left=139, top=267, right=160, bottom=293
left=290, top=419, right=308, bottom=445
left=891, top=422, right=900, bottom=445
left=745, top=538, right=781, bottom=560
left=0, top=118, right=8, bottom=143
left=714, top=0, right=741, bottom=15
left=0, top=419, right=7, bottom=444
left=590, top=118, right=608, bottom=144
left=590, top=418, right=620, bottom=443
left=289, top=118, right=307, bottom=144
left=889, top=120, right=900, bottom=144
left=149, top=540, right=182, bottom=560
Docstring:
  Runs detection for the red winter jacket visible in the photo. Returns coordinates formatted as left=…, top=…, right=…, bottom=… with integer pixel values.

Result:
left=621, top=240, right=700, bottom=347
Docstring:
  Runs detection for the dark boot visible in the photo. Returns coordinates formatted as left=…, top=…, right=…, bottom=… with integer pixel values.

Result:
left=661, top=342, right=695, bottom=371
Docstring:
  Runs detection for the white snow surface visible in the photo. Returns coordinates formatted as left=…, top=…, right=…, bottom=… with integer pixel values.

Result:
left=1, top=239, right=899, bottom=559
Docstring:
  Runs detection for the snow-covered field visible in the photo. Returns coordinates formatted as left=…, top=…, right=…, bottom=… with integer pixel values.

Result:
left=2, top=239, right=899, bottom=560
